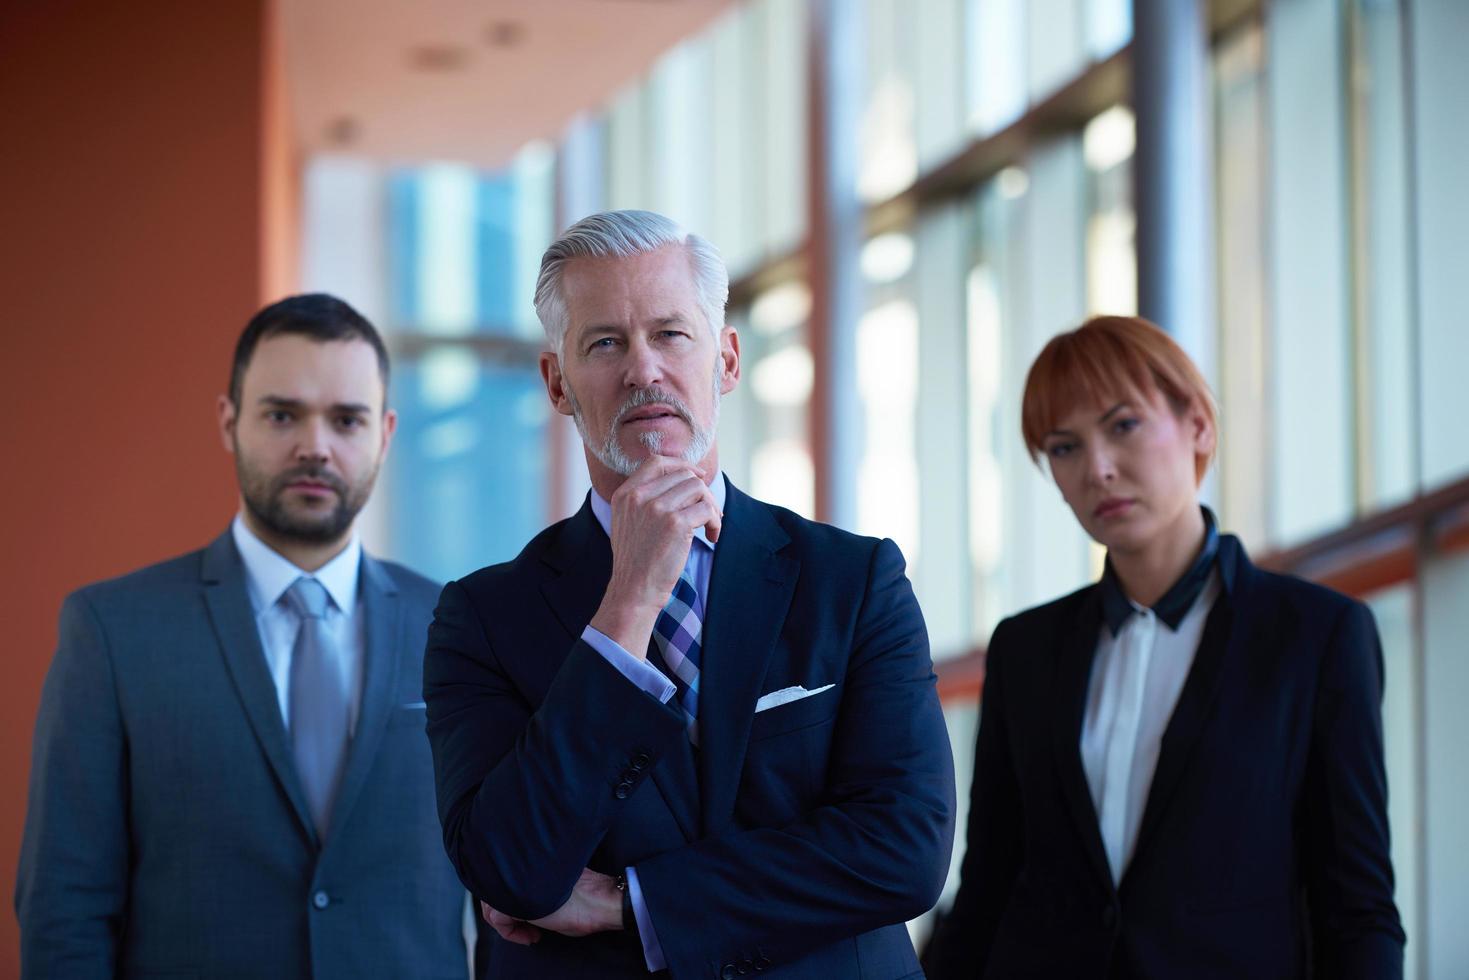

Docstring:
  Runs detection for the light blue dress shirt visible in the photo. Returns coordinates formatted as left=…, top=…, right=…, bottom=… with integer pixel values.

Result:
left=231, top=514, right=365, bottom=734
left=580, top=473, right=724, bottom=973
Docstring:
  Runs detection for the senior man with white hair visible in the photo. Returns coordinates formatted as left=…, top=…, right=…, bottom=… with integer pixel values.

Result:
left=423, top=210, right=955, bottom=979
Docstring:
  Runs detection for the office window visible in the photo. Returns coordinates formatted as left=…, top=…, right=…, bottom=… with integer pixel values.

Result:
left=1265, top=0, right=1354, bottom=545
left=1083, top=104, right=1137, bottom=317
left=1026, top=0, right=1086, bottom=102
left=1421, top=548, right=1469, bottom=976
left=855, top=234, right=921, bottom=561
left=380, top=154, right=555, bottom=580
left=647, top=37, right=716, bottom=238
left=860, top=0, right=920, bottom=201
left=387, top=153, right=551, bottom=338
left=914, top=204, right=974, bottom=657
left=1212, top=23, right=1270, bottom=549
left=606, top=84, right=651, bottom=213
left=721, top=283, right=816, bottom=519
left=601, top=0, right=805, bottom=276
left=708, top=6, right=761, bottom=276
left=1349, top=0, right=1415, bottom=510
left=387, top=356, right=550, bottom=580
left=964, top=0, right=1027, bottom=136
left=966, top=143, right=1095, bottom=631
left=1410, top=0, right=1469, bottom=490
left=914, top=0, right=967, bottom=170
left=1365, top=583, right=1421, bottom=980
left=758, top=0, right=809, bottom=257
left=1086, top=0, right=1131, bottom=60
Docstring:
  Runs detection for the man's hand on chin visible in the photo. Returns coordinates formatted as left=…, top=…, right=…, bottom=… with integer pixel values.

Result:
left=481, top=868, right=624, bottom=945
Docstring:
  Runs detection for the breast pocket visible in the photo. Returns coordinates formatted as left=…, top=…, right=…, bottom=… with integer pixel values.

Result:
left=748, top=686, right=840, bottom=741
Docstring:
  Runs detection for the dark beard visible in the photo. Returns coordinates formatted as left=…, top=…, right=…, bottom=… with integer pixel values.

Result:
left=236, top=457, right=372, bottom=545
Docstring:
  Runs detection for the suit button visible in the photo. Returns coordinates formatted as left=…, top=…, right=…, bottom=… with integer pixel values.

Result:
left=1101, top=904, right=1117, bottom=929
left=739, top=958, right=753, bottom=974
left=311, top=890, right=329, bottom=910
left=631, top=751, right=652, bottom=770
left=721, top=965, right=737, bottom=979
left=755, top=954, right=771, bottom=970
left=614, top=780, right=634, bottom=799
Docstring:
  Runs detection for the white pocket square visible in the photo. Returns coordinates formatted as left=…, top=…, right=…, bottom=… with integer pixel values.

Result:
left=754, top=684, right=835, bottom=713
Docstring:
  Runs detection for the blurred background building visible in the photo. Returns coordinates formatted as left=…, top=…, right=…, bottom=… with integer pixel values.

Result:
left=3, top=0, right=1466, bottom=976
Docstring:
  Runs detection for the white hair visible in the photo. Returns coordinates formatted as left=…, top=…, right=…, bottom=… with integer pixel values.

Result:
left=533, top=209, right=729, bottom=356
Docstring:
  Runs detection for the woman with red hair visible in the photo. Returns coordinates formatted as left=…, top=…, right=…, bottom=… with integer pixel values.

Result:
left=923, top=316, right=1403, bottom=979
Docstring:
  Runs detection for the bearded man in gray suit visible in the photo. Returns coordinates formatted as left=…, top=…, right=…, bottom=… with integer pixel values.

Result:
left=16, top=294, right=471, bottom=979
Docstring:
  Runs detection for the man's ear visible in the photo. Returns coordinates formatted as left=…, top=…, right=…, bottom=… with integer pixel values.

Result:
left=378, top=407, right=398, bottom=461
left=217, top=394, right=237, bottom=454
left=718, top=324, right=741, bottom=395
left=540, top=351, right=575, bottom=417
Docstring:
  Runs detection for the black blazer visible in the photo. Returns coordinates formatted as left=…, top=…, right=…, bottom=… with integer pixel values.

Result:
left=922, top=533, right=1403, bottom=980
left=424, top=480, right=955, bottom=979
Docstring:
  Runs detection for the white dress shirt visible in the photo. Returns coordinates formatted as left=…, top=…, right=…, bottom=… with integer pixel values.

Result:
left=231, top=514, right=366, bottom=735
left=1080, top=552, right=1220, bottom=886
left=578, top=472, right=725, bottom=973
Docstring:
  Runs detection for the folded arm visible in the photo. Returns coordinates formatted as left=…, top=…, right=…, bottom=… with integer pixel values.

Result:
left=633, top=538, right=957, bottom=977
left=425, top=583, right=687, bottom=919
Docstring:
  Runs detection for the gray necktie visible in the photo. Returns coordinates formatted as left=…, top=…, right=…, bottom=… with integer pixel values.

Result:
left=285, top=577, right=348, bottom=840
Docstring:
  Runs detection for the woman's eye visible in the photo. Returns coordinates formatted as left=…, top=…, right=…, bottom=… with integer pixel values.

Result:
left=1114, top=417, right=1140, bottom=434
left=266, top=411, right=292, bottom=424
left=1047, top=443, right=1075, bottom=459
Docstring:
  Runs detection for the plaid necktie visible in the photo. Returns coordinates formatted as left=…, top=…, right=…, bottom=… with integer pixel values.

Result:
left=650, top=559, right=704, bottom=745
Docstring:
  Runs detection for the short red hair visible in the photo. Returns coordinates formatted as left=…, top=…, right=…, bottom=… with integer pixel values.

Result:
left=1020, top=315, right=1218, bottom=482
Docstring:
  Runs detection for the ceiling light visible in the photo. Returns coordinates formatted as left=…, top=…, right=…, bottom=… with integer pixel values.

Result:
left=408, top=45, right=470, bottom=72
left=485, top=21, right=525, bottom=48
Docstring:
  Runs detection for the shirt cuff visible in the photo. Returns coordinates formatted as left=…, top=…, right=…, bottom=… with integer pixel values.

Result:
left=581, top=626, right=676, bottom=704
left=626, top=867, right=667, bottom=972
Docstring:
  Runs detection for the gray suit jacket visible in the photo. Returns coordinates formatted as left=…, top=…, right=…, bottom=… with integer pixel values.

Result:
left=16, top=531, right=469, bottom=979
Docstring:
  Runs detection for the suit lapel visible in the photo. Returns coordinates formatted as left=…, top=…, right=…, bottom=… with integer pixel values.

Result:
left=200, top=532, right=317, bottom=848
left=540, top=499, right=613, bottom=653
left=698, top=482, right=798, bottom=838
left=1128, top=538, right=1248, bottom=869
left=1050, top=587, right=1115, bottom=891
left=323, top=553, right=401, bottom=847
left=541, top=499, right=702, bottom=841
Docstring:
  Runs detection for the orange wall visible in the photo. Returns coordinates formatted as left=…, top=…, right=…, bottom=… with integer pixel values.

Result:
left=0, top=2, right=285, bottom=973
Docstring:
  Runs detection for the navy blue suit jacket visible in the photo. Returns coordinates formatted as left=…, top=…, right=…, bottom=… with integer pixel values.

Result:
left=922, top=534, right=1404, bottom=979
left=424, top=480, right=956, bottom=979
left=16, top=532, right=470, bottom=979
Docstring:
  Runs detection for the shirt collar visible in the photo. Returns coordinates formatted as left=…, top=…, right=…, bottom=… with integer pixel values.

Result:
left=589, top=471, right=726, bottom=552
left=231, top=513, right=362, bottom=616
left=1100, top=505, right=1220, bottom=635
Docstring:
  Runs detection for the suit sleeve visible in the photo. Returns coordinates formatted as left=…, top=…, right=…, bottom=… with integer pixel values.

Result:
left=423, top=579, right=688, bottom=919
left=15, top=591, right=130, bottom=978
left=1301, top=600, right=1405, bottom=979
left=920, top=617, right=1023, bottom=980
left=633, top=538, right=957, bottom=978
